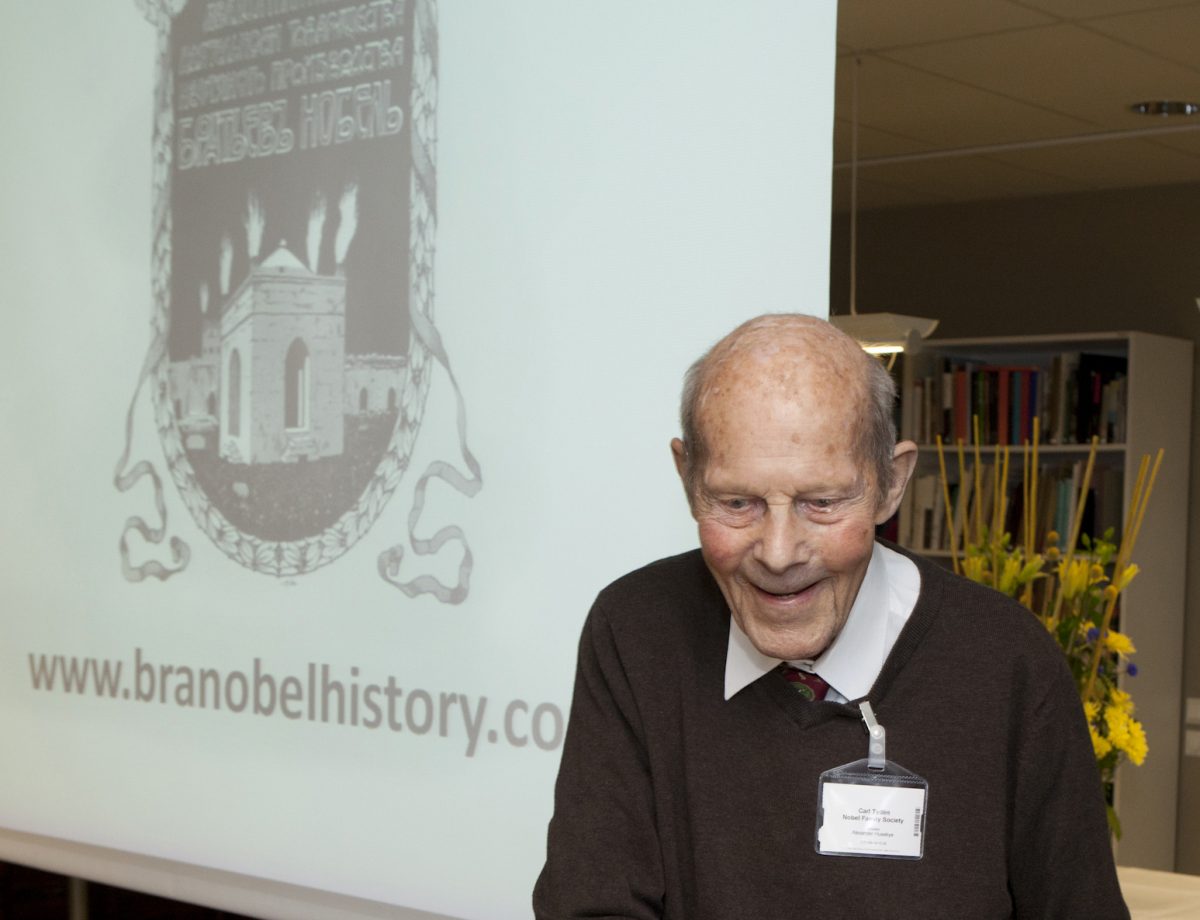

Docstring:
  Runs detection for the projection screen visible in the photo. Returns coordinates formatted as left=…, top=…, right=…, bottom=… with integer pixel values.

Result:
left=0, top=2, right=836, bottom=917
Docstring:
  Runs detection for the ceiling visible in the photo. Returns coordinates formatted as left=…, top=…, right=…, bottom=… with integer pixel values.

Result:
left=834, top=0, right=1200, bottom=211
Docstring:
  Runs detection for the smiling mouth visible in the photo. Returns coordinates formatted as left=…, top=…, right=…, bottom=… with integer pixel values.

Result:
left=756, top=582, right=817, bottom=601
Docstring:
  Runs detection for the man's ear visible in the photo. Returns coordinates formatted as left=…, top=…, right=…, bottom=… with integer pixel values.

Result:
left=670, top=437, right=688, bottom=482
left=875, top=440, right=919, bottom=524
left=671, top=438, right=698, bottom=513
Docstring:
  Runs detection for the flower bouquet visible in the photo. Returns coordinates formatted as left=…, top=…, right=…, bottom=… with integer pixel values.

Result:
left=934, top=418, right=1160, bottom=837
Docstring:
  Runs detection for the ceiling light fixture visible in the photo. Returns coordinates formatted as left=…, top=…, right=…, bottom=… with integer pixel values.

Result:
left=829, top=57, right=938, bottom=360
left=1131, top=100, right=1200, bottom=117
left=835, top=312, right=940, bottom=356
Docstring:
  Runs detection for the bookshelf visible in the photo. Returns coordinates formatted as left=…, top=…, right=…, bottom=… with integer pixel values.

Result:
left=899, top=331, right=1193, bottom=871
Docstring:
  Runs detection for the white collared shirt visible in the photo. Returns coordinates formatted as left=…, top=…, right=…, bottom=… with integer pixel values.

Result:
left=723, top=542, right=921, bottom=703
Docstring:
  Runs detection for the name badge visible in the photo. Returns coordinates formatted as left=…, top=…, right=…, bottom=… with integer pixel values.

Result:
left=814, top=702, right=928, bottom=859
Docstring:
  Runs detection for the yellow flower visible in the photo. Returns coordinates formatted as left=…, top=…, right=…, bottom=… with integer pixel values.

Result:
left=1089, top=726, right=1112, bottom=759
left=1044, top=545, right=1060, bottom=561
left=1058, top=558, right=1091, bottom=599
left=963, top=556, right=987, bottom=584
left=1113, top=564, right=1140, bottom=592
left=1084, top=700, right=1100, bottom=722
left=1104, top=630, right=1136, bottom=657
left=1109, top=688, right=1133, bottom=713
left=998, top=556, right=1023, bottom=596
left=1089, top=563, right=1106, bottom=584
left=1106, top=708, right=1149, bottom=765
left=1046, top=530, right=1060, bottom=545
left=1105, top=705, right=1131, bottom=749
left=1124, top=719, right=1148, bottom=766
left=1019, top=555, right=1044, bottom=584
left=1103, top=585, right=1119, bottom=601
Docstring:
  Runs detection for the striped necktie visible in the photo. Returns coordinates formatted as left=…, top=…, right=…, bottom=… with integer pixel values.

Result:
left=778, top=663, right=829, bottom=701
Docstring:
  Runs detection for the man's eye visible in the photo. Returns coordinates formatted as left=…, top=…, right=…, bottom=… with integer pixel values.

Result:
left=806, top=498, right=837, bottom=511
left=723, top=498, right=752, bottom=512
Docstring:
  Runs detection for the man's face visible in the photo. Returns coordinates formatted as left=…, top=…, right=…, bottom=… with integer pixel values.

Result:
left=677, top=378, right=900, bottom=662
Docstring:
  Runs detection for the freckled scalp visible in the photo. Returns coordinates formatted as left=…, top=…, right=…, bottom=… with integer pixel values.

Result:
left=679, top=314, right=896, bottom=502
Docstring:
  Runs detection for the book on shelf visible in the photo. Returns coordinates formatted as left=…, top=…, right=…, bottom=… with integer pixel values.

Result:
left=905, top=351, right=1128, bottom=447
left=903, top=460, right=1123, bottom=553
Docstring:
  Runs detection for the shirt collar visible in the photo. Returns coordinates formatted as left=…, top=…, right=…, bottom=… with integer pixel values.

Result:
left=723, top=542, right=908, bottom=701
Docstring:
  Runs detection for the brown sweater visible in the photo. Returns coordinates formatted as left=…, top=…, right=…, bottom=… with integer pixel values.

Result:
left=534, top=546, right=1128, bottom=919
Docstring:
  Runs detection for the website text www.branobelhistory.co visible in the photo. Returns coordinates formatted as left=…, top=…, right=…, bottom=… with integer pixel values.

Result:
left=28, top=648, right=563, bottom=756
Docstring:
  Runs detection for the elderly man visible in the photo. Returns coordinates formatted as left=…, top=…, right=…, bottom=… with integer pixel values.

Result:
left=534, top=314, right=1127, bottom=919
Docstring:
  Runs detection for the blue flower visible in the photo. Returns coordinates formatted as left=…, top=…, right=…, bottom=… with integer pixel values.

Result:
left=1087, top=627, right=1100, bottom=642
left=1126, top=663, right=1139, bottom=677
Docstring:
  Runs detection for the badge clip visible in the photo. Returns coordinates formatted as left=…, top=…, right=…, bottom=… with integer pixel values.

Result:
left=859, top=701, right=886, bottom=771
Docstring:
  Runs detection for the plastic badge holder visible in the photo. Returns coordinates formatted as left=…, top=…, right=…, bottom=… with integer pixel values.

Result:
left=814, top=702, right=928, bottom=859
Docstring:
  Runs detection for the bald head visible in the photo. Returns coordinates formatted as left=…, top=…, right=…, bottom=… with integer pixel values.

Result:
left=677, top=314, right=898, bottom=506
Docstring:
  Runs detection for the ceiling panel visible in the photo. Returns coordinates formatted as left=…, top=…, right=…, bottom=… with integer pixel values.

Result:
left=1086, top=5, right=1200, bottom=72
left=836, top=0, right=1054, bottom=50
left=834, top=0, right=1200, bottom=210
left=835, top=54, right=1093, bottom=153
left=884, top=23, right=1200, bottom=127
left=1145, top=128, right=1200, bottom=156
left=832, top=120, right=938, bottom=163
left=1020, top=0, right=1198, bottom=18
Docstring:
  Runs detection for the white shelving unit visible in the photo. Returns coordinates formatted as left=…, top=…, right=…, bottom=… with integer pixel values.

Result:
left=899, top=331, right=1193, bottom=871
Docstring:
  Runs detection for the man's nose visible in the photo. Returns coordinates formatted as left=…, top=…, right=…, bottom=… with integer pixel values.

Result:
left=753, top=503, right=807, bottom=573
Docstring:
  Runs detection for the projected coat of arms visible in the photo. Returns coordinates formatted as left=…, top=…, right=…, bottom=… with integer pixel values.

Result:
left=120, top=0, right=479, bottom=601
